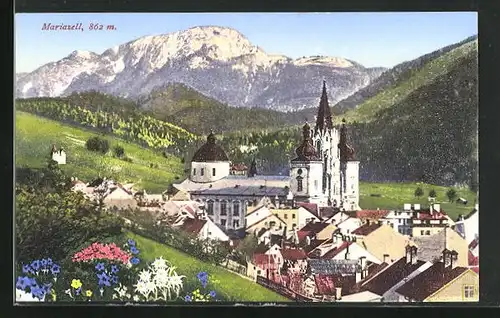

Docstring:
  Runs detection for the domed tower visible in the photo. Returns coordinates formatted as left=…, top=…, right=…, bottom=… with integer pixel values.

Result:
left=190, top=131, right=231, bottom=183
left=290, top=122, right=326, bottom=205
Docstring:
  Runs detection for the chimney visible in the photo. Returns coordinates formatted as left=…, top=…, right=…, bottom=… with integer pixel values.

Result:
left=442, top=249, right=451, bottom=267
left=335, top=287, right=342, bottom=300
left=450, top=250, right=459, bottom=269
left=355, top=269, right=362, bottom=283
left=405, top=245, right=412, bottom=264
left=383, top=254, right=389, bottom=264
left=305, top=236, right=311, bottom=246
left=434, top=204, right=441, bottom=213
left=359, top=256, right=366, bottom=271
left=411, top=246, right=418, bottom=265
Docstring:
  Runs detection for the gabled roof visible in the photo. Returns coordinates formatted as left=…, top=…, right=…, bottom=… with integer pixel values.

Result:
left=253, top=253, right=277, bottom=265
left=356, top=210, right=390, bottom=220
left=361, top=257, right=426, bottom=296
left=395, top=262, right=470, bottom=301
left=302, top=239, right=327, bottom=254
left=468, top=251, right=479, bottom=266
left=281, top=248, right=308, bottom=261
left=297, top=202, right=320, bottom=217
left=179, top=218, right=207, bottom=235
left=319, top=207, right=337, bottom=220
left=298, top=221, right=330, bottom=234
left=321, top=242, right=353, bottom=259
left=247, top=213, right=286, bottom=230
left=352, top=223, right=381, bottom=236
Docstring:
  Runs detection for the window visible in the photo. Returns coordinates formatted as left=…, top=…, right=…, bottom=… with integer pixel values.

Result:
left=297, top=176, right=303, bottom=192
left=233, top=220, right=240, bottom=228
left=464, top=285, right=475, bottom=299
left=220, top=219, right=226, bottom=226
left=206, top=201, right=214, bottom=215
left=284, top=214, right=288, bottom=219
left=233, top=201, right=240, bottom=216
left=193, top=168, right=196, bottom=175
left=201, top=168, right=205, bottom=176
left=269, top=221, right=276, bottom=228
left=421, top=230, right=424, bottom=236
left=292, top=214, right=296, bottom=219
left=212, top=168, right=216, bottom=176
left=220, top=201, right=227, bottom=216
left=425, top=230, right=431, bottom=235
left=257, top=270, right=261, bottom=275
left=314, top=180, right=319, bottom=191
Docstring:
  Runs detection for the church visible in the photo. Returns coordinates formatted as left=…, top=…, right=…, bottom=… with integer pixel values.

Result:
left=171, top=81, right=360, bottom=230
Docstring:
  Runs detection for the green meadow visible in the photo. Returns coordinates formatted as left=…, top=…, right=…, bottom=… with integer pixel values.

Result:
left=15, top=111, right=184, bottom=192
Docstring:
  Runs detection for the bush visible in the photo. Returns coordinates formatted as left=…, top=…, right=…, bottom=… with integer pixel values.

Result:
left=113, top=145, right=125, bottom=158
left=123, top=156, right=133, bottom=163
left=86, top=137, right=110, bottom=154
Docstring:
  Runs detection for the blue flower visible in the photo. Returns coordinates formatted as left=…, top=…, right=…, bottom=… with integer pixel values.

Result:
left=21, top=264, right=31, bottom=274
left=209, top=290, right=216, bottom=298
left=75, top=287, right=81, bottom=296
left=50, top=264, right=60, bottom=275
left=95, top=262, right=105, bottom=272
left=197, top=271, right=208, bottom=288
left=127, top=239, right=136, bottom=246
left=130, top=246, right=140, bottom=255
left=31, top=284, right=46, bottom=300
left=46, top=258, right=53, bottom=266
left=42, top=283, right=52, bottom=294
left=110, top=265, right=119, bottom=274
left=97, top=272, right=110, bottom=287
left=184, top=295, right=192, bottom=302
left=41, top=259, right=48, bottom=267
left=110, top=275, right=119, bottom=285
left=130, top=257, right=140, bottom=265
left=16, top=276, right=35, bottom=290
left=31, top=260, right=41, bottom=271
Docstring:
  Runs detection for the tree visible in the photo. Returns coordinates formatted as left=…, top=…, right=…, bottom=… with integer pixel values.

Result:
left=414, top=187, right=424, bottom=198
left=446, top=188, right=457, bottom=203
left=235, top=235, right=259, bottom=263
left=429, top=189, right=437, bottom=198
left=86, top=136, right=110, bottom=154
left=113, top=145, right=125, bottom=158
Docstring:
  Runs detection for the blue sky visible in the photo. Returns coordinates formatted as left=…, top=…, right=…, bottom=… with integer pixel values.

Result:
left=15, top=12, right=477, bottom=73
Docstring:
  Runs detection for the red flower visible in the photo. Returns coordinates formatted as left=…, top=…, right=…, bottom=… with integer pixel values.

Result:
left=72, top=242, right=132, bottom=264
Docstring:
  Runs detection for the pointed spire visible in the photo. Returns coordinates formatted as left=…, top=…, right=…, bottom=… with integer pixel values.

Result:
left=248, top=157, right=258, bottom=177
left=339, top=119, right=355, bottom=162
left=314, top=80, right=333, bottom=134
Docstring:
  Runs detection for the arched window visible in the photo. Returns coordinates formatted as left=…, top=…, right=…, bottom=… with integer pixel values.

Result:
left=297, top=176, right=303, bottom=192
left=201, top=168, right=205, bottom=176
left=233, top=201, right=240, bottom=216
left=207, top=200, right=214, bottom=215
left=316, top=140, right=321, bottom=154
left=193, top=168, right=196, bottom=176
left=220, top=200, right=227, bottom=216
left=212, top=168, right=216, bottom=176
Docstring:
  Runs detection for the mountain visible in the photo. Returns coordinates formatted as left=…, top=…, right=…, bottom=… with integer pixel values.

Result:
left=137, top=83, right=304, bottom=135
left=293, top=35, right=478, bottom=120
left=16, top=25, right=385, bottom=112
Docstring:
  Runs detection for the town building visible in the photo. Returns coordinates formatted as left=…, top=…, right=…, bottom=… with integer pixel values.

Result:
left=170, top=82, right=361, bottom=231
left=378, top=204, right=417, bottom=236
left=454, top=205, right=479, bottom=245
left=50, top=144, right=66, bottom=165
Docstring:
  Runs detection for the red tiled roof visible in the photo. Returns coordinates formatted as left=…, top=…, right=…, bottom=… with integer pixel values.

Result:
left=356, top=210, right=390, bottom=219
left=281, top=248, right=308, bottom=261
left=352, top=223, right=381, bottom=236
left=231, top=163, right=248, bottom=171
left=471, top=267, right=479, bottom=274
left=362, top=257, right=426, bottom=296
left=414, top=209, right=448, bottom=220
left=395, top=262, right=469, bottom=301
left=253, top=253, right=278, bottom=269
left=468, top=251, right=479, bottom=266
left=314, top=275, right=337, bottom=295
left=303, top=239, right=327, bottom=255
left=297, top=231, right=310, bottom=242
left=183, top=205, right=196, bottom=215
left=179, top=218, right=207, bottom=235
left=299, top=221, right=329, bottom=234
left=319, top=207, right=336, bottom=219
left=297, top=202, right=319, bottom=216
left=321, top=242, right=352, bottom=259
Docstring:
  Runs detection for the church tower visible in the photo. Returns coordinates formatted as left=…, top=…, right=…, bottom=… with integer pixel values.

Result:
left=312, top=81, right=342, bottom=207
left=338, top=119, right=360, bottom=211
left=290, top=122, right=326, bottom=205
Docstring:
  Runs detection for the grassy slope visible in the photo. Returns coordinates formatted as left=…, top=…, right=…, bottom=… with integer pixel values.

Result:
left=128, top=232, right=290, bottom=302
left=15, top=111, right=184, bottom=192
left=359, top=182, right=476, bottom=220
left=339, top=40, right=478, bottom=124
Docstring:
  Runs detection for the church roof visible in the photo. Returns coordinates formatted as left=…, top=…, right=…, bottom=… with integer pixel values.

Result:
left=314, top=81, right=334, bottom=134
left=339, top=119, right=356, bottom=162
left=292, top=122, right=321, bottom=162
left=191, top=132, right=229, bottom=162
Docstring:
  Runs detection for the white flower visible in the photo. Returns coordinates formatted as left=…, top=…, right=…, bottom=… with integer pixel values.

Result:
left=151, top=257, right=168, bottom=270
left=113, top=284, right=130, bottom=300
left=138, top=269, right=152, bottom=282
left=133, top=295, right=140, bottom=302
left=16, top=289, right=41, bottom=302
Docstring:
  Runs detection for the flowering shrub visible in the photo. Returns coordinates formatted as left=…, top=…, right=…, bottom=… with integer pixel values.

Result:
left=72, top=242, right=132, bottom=264
left=184, top=271, right=217, bottom=302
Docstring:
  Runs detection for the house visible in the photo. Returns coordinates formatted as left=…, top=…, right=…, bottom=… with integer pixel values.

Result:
left=335, top=217, right=363, bottom=236
left=395, top=249, right=479, bottom=302
left=358, top=246, right=433, bottom=302
left=352, top=223, right=415, bottom=263
left=411, top=204, right=454, bottom=237
left=412, top=227, right=469, bottom=267
left=281, top=248, right=308, bottom=273
left=247, top=253, right=280, bottom=282
left=70, top=178, right=87, bottom=192
left=454, top=206, right=479, bottom=245
left=325, top=210, right=350, bottom=225
left=246, top=213, right=287, bottom=236
left=354, top=209, right=391, bottom=224
left=101, top=183, right=137, bottom=209
left=254, top=243, right=283, bottom=266
left=270, top=207, right=301, bottom=231
left=338, top=291, right=383, bottom=302
left=245, top=205, right=272, bottom=229
left=468, top=250, right=479, bottom=274
left=295, top=203, right=322, bottom=229
left=50, top=145, right=66, bottom=165
left=378, top=205, right=415, bottom=236
left=177, top=216, right=230, bottom=242
left=320, top=240, right=382, bottom=265
left=296, top=221, right=337, bottom=242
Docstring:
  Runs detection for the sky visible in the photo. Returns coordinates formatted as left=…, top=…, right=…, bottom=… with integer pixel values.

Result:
left=15, top=12, right=477, bottom=73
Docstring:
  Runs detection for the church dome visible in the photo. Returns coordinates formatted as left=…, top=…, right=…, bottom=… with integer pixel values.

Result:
left=292, top=122, right=321, bottom=162
left=191, top=132, right=229, bottom=162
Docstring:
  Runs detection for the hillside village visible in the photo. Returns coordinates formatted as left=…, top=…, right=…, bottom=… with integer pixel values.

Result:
left=66, top=83, right=479, bottom=303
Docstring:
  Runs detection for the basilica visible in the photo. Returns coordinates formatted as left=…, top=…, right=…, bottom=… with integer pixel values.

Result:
left=172, top=81, right=360, bottom=230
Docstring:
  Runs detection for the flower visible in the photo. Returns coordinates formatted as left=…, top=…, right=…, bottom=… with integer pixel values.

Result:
left=86, top=290, right=92, bottom=297
left=21, top=264, right=33, bottom=274
left=185, top=295, right=192, bottom=302
left=97, top=272, right=111, bottom=287
left=110, top=265, right=119, bottom=274
left=16, top=289, right=41, bottom=302
left=130, top=246, right=140, bottom=255
left=127, top=239, right=136, bottom=246
left=209, top=290, right=216, bottom=298
left=138, top=269, right=152, bottom=282
left=130, top=257, right=140, bottom=265
left=41, top=259, right=48, bottom=267
left=133, top=295, right=140, bottom=302
left=75, top=287, right=82, bottom=296
left=196, top=271, right=208, bottom=288
left=31, top=260, right=41, bottom=271
left=47, top=258, right=53, bottom=266
left=110, top=275, right=119, bottom=285
left=151, top=256, right=168, bottom=270
left=16, top=276, right=32, bottom=290
left=71, top=279, right=82, bottom=289
left=95, top=262, right=105, bottom=272
left=72, top=242, right=132, bottom=265
left=50, top=264, right=60, bottom=275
